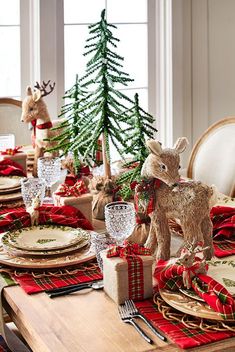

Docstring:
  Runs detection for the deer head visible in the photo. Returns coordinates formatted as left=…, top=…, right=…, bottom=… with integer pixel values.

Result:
left=141, top=137, right=188, bottom=186
left=21, top=80, right=55, bottom=123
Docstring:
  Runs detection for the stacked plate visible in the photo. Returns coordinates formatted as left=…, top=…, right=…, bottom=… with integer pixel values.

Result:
left=0, top=176, right=23, bottom=205
left=1, top=225, right=90, bottom=257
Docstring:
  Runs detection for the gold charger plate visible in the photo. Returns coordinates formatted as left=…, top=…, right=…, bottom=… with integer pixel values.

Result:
left=159, top=289, right=234, bottom=322
left=0, top=176, right=22, bottom=190
left=4, top=225, right=89, bottom=251
left=2, top=232, right=90, bottom=257
left=0, top=244, right=95, bottom=269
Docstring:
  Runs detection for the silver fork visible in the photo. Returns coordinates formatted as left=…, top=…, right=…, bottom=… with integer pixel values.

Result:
left=118, top=305, right=153, bottom=344
left=125, top=300, right=167, bottom=342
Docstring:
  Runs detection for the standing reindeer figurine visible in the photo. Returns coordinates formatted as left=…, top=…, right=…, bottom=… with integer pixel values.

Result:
left=140, top=137, right=216, bottom=260
left=21, top=80, right=60, bottom=176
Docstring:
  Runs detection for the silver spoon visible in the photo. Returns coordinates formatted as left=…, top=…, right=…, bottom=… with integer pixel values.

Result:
left=49, top=280, right=104, bottom=298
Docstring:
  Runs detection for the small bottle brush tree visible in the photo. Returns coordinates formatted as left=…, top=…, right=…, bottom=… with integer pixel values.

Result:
left=69, top=9, right=134, bottom=179
left=49, top=75, right=92, bottom=174
left=117, top=93, right=158, bottom=200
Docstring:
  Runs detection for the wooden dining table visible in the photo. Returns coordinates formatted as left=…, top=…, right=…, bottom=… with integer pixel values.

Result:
left=2, top=197, right=235, bottom=352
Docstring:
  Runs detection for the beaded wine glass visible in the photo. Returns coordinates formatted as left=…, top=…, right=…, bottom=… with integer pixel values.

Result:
left=37, top=157, right=61, bottom=204
left=104, top=201, right=136, bottom=246
left=21, top=178, right=46, bottom=208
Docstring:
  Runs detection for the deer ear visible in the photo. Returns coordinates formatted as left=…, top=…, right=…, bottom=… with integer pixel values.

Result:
left=26, top=86, right=32, bottom=96
left=32, top=89, right=42, bottom=102
left=146, top=139, right=162, bottom=156
left=174, top=137, right=188, bottom=154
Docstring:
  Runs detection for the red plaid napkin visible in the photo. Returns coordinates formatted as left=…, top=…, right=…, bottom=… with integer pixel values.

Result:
left=11, top=262, right=102, bottom=294
left=135, top=299, right=235, bottom=349
left=0, top=205, right=93, bottom=233
left=211, top=206, right=235, bottom=257
left=154, top=259, right=235, bottom=320
left=0, top=159, right=26, bottom=177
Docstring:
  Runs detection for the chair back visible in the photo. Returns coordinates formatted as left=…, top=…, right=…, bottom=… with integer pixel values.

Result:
left=0, top=98, right=31, bottom=146
left=187, top=117, right=235, bottom=197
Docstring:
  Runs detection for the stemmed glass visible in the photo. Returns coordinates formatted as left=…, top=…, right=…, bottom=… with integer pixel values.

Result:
left=21, top=178, right=46, bottom=208
left=104, top=201, right=136, bottom=246
left=37, top=157, right=61, bottom=204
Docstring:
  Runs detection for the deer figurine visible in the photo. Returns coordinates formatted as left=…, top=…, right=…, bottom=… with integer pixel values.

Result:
left=21, top=80, right=61, bottom=176
left=177, top=241, right=209, bottom=289
left=26, top=192, right=41, bottom=226
left=140, top=137, right=217, bottom=261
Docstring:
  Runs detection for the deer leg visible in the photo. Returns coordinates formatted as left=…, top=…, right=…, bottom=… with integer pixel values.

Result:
left=33, top=145, right=44, bottom=177
left=178, top=219, right=204, bottom=255
left=144, top=212, right=158, bottom=254
left=201, top=216, right=214, bottom=259
left=155, top=211, right=171, bottom=260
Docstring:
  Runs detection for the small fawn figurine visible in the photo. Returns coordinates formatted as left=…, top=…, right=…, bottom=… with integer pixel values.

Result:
left=26, top=192, right=41, bottom=226
left=21, top=80, right=61, bottom=176
left=140, top=137, right=217, bottom=260
left=177, top=241, right=208, bottom=289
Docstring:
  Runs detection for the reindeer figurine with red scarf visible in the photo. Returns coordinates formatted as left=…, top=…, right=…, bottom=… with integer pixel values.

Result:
left=21, top=80, right=60, bottom=176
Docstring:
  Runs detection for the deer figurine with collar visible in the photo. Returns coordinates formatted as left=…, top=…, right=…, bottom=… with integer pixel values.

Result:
left=21, top=80, right=60, bottom=176
left=139, top=137, right=217, bottom=261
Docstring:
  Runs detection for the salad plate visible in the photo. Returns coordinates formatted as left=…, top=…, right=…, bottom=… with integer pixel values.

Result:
left=0, top=176, right=22, bottom=190
left=3, top=225, right=90, bottom=251
left=2, top=232, right=90, bottom=257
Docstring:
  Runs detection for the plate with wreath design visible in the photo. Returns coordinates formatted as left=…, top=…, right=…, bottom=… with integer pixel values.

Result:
left=3, top=225, right=89, bottom=251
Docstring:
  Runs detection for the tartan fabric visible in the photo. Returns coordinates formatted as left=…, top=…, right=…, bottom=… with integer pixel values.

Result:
left=11, top=262, right=103, bottom=294
left=106, top=242, right=151, bottom=301
left=0, top=146, right=22, bottom=156
left=154, top=259, right=235, bottom=320
left=135, top=299, right=235, bottom=349
left=55, top=179, right=88, bottom=197
left=134, top=178, right=161, bottom=217
left=0, top=204, right=93, bottom=234
left=211, top=206, right=235, bottom=257
left=0, top=159, right=26, bottom=177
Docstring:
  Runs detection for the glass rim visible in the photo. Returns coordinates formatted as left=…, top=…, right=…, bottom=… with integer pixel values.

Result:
left=21, top=177, right=46, bottom=185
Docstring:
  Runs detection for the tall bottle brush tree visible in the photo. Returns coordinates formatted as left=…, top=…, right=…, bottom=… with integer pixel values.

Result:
left=49, top=75, right=92, bottom=174
left=117, top=93, right=158, bottom=200
left=70, top=9, right=134, bottom=179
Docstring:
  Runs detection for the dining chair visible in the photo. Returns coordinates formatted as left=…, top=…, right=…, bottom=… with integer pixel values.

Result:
left=187, top=116, right=235, bottom=197
left=0, top=98, right=31, bottom=146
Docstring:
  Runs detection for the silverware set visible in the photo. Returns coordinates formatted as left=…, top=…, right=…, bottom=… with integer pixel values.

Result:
left=118, top=299, right=167, bottom=344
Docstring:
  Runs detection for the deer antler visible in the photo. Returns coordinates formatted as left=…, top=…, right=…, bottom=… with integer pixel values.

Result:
left=34, top=80, right=55, bottom=97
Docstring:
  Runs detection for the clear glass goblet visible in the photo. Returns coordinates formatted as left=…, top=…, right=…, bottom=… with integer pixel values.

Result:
left=21, top=178, right=46, bottom=208
left=91, top=233, right=116, bottom=272
left=37, top=157, right=61, bottom=204
left=104, top=201, right=136, bottom=246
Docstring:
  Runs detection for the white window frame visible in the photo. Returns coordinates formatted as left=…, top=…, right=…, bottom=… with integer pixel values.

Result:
left=19, top=0, right=175, bottom=148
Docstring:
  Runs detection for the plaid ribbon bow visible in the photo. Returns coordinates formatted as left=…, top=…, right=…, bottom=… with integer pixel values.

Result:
left=107, top=242, right=151, bottom=301
left=0, top=205, right=93, bottom=234
left=154, top=259, right=235, bottom=320
left=55, top=180, right=88, bottom=197
left=0, top=146, right=22, bottom=155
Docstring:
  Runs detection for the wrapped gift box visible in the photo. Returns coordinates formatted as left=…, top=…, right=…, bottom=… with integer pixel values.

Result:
left=0, top=152, right=27, bottom=174
left=53, top=193, right=93, bottom=223
left=101, top=251, right=153, bottom=304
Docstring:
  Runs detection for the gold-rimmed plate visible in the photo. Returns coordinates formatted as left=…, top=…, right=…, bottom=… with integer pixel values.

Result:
left=0, top=176, right=22, bottom=190
left=3, top=225, right=90, bottom=251
left=159, top=289, right=234, bottom=322
left=0, top=185, right=21, bottom=195
left=1, top=232, right=90, bottom=257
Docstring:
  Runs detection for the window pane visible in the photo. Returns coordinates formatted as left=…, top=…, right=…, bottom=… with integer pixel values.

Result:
left=107, top=0, right=147, bottom=23
left=64, top=25, right=90, bottom=90
left=0, top=0, right=20, bottom=25
left=64, top=0, right=105, bottom=24
left=0, top=27, right=20, bottom=97
left=115, top=24, right=147, bottom=89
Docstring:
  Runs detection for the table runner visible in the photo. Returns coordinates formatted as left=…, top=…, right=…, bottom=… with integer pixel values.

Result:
left=135, top=298, right=235, bottom=349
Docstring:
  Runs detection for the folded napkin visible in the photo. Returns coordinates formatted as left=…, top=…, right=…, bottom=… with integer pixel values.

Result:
left=0, top=159, right=26, bottom=177
left=154, top=259, right=235, bottom=320
left=0, top=205, right=93, bottom=234
left=211, top=206, right=235, bottom=257
left=135, top=299, right=235, bottom=349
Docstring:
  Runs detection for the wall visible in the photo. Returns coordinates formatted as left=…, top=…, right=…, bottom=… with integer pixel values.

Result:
left=172, top=0, right=235, bottom=165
